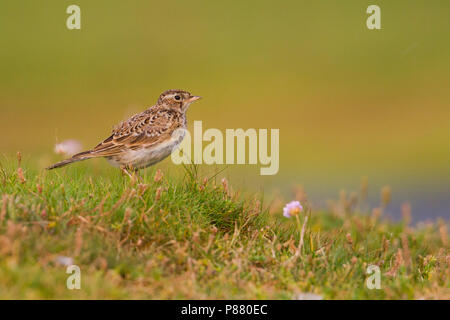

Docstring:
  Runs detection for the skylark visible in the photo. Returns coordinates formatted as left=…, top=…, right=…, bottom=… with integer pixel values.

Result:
left=47, top=89, right=201, bottom=174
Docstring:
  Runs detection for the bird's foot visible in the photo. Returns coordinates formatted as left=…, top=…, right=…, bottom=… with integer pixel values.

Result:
left=121, top=165, right=144, bottom=184
left=120, top=166, right=133, bottom=179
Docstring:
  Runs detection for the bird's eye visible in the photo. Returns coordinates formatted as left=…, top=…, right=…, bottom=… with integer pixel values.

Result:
left=174, top=95, right=181, bottom=101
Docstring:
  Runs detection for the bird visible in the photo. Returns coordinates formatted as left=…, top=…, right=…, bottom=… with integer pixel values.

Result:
left=47, top=89, right=201, bottom=175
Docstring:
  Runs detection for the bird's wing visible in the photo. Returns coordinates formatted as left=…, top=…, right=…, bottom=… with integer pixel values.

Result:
left=88, top=108, right=182, bottom=157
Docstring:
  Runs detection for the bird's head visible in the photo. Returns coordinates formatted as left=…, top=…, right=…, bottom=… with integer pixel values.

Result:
left=157, top=89, right=201, bottom=112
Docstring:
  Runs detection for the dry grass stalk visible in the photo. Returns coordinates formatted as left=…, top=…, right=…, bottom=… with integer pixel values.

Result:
left=346, top=233, right=353, bottom=245
left=155, top=187, right=162, bottom=201
left=103, top=189, right=131, bottom=215
left=16, top=152, right=22, bottom=167
left=401, top=202, right=412, bottom=225
left=0, top=194, right=7, bottom=225
left=298, top=215, right=308, bottom=254
left=439, top=224, right=448, bottom=247
left=386, top=248, right=404, bottom=277
left=360, top=176, right=368, bottom=202
left=381, top=186, right=391, bottom=208
left=401, top=234, right=411, bottom=268
left=17, top=168, right=26, bottom=184
left=292, top=185, right=308, bottom=203
left=221, top=178, right=231, bottom=198
left=74, top=227, right=83, bottom=257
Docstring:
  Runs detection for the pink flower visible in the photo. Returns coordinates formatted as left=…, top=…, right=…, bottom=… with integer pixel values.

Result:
left=283, top=200, right=303, bottom=218
left=54, top=140, right=82, bottom=157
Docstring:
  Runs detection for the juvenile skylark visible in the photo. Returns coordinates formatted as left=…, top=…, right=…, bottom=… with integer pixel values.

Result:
left=47, top=89, right=201, bottom=173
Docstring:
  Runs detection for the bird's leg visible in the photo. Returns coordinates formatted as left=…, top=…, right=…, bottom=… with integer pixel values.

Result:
left=131, top=166, right=144, bottom=183
left=120, top=165, right=133, bottom=179
left=124, top=164, right=143, bottom=183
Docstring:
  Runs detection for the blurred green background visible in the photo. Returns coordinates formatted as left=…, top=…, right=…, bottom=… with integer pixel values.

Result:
left=1, top=1, right=449, bottom=220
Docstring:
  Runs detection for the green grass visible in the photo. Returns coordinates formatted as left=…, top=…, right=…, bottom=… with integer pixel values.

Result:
left=0, top=156, right=448, bottom=299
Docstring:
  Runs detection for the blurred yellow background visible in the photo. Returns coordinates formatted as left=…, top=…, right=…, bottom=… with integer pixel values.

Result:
left=1, top=1, right=449, bottom=219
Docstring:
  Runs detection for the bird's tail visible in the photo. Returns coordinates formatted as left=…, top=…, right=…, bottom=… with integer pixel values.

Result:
left=46, top=150, right=94, bottom=170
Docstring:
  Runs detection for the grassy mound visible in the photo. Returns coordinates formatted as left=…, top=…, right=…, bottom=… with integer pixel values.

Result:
left=0, top=157, right=448, bottom=299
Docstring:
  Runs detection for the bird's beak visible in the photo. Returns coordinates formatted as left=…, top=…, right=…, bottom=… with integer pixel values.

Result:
left=188, top=95, right=202, bottom=103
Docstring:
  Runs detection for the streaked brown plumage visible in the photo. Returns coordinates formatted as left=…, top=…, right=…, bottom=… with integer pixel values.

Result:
left=47, top=89, right=201, bottom=171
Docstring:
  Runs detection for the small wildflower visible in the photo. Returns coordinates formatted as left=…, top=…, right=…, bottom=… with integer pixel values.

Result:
left=54, top=140, right=82, bottom=157
left=199, top=177, right=208, bottom=191
left=54, top=256, right=74, bottom=267
left=293, top=292, right=323, bottom=300
left=283, top=201, right=303, bottom=218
